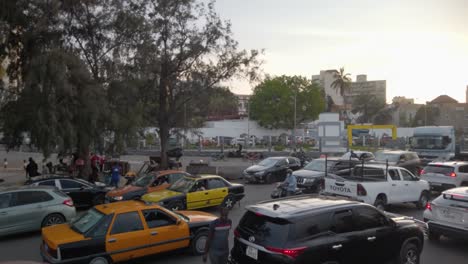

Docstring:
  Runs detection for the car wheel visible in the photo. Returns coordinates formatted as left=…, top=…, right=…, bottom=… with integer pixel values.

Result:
left=168, top=200, right=185, bottom=211
left=41, top=213, right=65, bottom=228
left=397, top=242, right=420, bottom=264
left=191, top=230, right=209, bottom=255
left=89, top=256, right=111, bottom=264
left=428, top=229, right=441, bottom=241
left=374, top=198, right=386, bottom=211
left=264, top=173, right=273, bottom=184
left=416, top=191, right=430, bottom=210
left=222, top=195, right=236, bottom=209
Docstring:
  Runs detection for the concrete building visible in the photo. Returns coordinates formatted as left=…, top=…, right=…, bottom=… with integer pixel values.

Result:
left=345, top=75, right=386, bottom=105
left=427, top=95, right=467, bottom=134
left=312, top=70, right=343, bottom=105
left=392, top=96, right=415, bottom=105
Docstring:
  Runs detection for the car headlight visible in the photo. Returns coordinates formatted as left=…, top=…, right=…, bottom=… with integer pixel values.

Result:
left=113, top=196, right=123, bottom=201
left=158, top=201, right=165, bottom=206
left=254, top=171, right=265, bottom=176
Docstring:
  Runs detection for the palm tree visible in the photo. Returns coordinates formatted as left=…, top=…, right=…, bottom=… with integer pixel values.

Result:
left=330, top=67, right=352, bottom=122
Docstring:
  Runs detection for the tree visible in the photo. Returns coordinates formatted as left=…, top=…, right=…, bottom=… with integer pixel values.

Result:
left=331, top=67, right=352, bottom=98
left=249, top=75, right=325, bottom=129
left=351, top=93, right=386, bottom=123
left=134, top=0, right=261, bottom=167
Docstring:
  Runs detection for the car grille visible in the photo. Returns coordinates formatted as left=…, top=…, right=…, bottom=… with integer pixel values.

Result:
left=297, top=177, right=305, bottom=184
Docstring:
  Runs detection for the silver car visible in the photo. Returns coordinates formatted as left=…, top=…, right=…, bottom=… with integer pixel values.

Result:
left=423, top=187, right=468, bottom=240
left=0, top=186, right=76, bottom=236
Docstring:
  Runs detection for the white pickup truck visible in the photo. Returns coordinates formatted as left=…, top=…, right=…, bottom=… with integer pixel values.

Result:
left=324, top=164, right=431, bottom=210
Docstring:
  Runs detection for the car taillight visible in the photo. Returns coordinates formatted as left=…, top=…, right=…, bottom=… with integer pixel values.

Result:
left=420, top=169, right=425, bottom=175
left=357, top=184, right=367, bottom=196
left=448, top=172, right=456, bottom=177
left=426, top=202, right=432, bottom=211
left=266, top=246, right=306, bottom=259
left=234, top=229, right=240, bottom=238
left=63, top=199, right=74, bottom=207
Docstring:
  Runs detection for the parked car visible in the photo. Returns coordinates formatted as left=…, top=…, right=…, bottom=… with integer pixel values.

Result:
left=373, top=150, right=422, bottom=175
left=106, top=170, right=190, bottom=203
left=341, top=151, right=375, bottom=161
left=0, top=186, right=76, bottom=237
left=424, top=187, right=468, bottom=241
left=421, top=161, right=468, bottom=191
left=243, top=157, right=302, bottom=183
left=41, top=200, right=216, bottom=264
left=231, top=195, right=425, bottom=264
left=324, top=164, right=431, bottom=211
left=230, top=137, right=253, bottom=146
left=142, top=175, right=245, bottom=211
left=28, top=177, right=109, bottom=207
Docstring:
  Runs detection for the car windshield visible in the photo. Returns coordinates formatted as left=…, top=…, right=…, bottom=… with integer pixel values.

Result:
left=374, top=152, right=400, bottom=163
left=258, top=158, right=278, bottom=167
left=303, top=159, right=336, bottom=172
left=168, top=177, right=196, bottom=193
left=411, top=136, right=448, bottom=150
left=133, top=174, right=154, bottom=187
left=171, top=211, right=190, bottom=222
left=71, top=208, right=105, bottom=234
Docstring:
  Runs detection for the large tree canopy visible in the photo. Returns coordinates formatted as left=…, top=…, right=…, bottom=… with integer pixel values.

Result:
left=250, top=75, right=325, bottom=129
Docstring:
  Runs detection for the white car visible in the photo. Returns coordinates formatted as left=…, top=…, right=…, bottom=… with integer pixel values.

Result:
left=421, top=161, right=468, bottom=192
left=424, top=187, right=468, bottom=240
left=324, top=164, right=431, bottom=211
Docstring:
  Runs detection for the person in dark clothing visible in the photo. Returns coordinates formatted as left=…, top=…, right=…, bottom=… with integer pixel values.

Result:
left=110, top=163, right=121, bottom=188
left=26, top=158, right=39, bottom=178
left=203, top=207, right=232, bottom=264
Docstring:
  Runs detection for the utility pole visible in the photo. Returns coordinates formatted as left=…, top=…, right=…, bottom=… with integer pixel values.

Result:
left=293, top=89, right=297, bottom=149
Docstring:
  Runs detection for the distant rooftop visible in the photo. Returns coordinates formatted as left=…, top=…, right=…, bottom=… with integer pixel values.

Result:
left=430, top=95, right=458, bottom=104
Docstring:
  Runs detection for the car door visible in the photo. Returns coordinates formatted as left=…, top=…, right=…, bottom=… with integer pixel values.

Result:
left=400, top=169, right=421, bottom=202
left=0, top=192, right=15, bottom=234
left=206, top=178, right=229, bottom=206
left=59, top=179, right=90, bottom=206
left=106, top=211, right=150, bottom=262
left=352, top=206, right=397, bottom=263
left=388, top=169, right=405, bottom=203
left=142, top=209, right=190, bottom=254
left=186, top=179, right=210, bottom=209
left=327, top=209, right=363, bottom=264
left=275, top=159, right=289, bottom=181
left=7, top=191, right=52, bottom=232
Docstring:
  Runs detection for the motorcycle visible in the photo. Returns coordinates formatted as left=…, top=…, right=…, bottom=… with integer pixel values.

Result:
left=270, top=183, right=303, bottom=199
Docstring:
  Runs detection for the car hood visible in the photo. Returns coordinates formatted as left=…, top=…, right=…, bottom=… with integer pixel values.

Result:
left=42, top=224, right=85, bottom=250
left=107, top=185, right=143, bottom=197
left=142, top=189, right=182, bottom=202
left=178, top=211, right=217, bottom=223
left=293, top=169, right=324, bottom=178
left=245, top=165, right=268, bottom=172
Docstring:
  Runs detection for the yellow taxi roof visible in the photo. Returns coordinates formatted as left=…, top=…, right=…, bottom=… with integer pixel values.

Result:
left=95, top=200, right=157, bottom=215
left=190, top=174, right=223, bottom=180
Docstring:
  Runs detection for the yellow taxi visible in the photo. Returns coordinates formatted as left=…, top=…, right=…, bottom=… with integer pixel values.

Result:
left=142, top=175, right=245, bottom=211
left=40, top=200, right=217, bottom=264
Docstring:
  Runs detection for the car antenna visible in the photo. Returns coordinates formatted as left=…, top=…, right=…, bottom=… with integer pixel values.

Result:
left=325, top=154, right=328, bottom=178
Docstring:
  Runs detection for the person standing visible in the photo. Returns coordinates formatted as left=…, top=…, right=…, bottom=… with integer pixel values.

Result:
left=26, top=157, right=39, bottom=178
left=282, top=169, right=297, bottom=196
left=203, top=207, right=232, bottom=264
left=3, top=158, right=7, bottom=170
left=110, top=163, right=121, bottom=188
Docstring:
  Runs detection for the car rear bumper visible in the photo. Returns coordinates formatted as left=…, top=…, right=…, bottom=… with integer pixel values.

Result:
left=428, top=183, right=457, bottom=192
left=427, top=222, right=468, bottom=239
left=230, top=238, right=293, bottom=264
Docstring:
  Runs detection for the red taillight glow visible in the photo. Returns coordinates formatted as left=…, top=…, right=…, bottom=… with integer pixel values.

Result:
left=357, top=184, right=367, bottom=196
left=426, top=202, right=432, bottom=211
left=420, top=169, right=425, bottom=175
left=266, top=246, right=306, bottom=259
left=449, top=172, right=457, bottom=177
left=234, top=229, right=240, bottom=238
left=63, top=199, right=74, bottom=207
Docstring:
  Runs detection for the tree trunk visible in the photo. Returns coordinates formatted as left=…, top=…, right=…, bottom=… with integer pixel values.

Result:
left=158, top=78, right=169, bottom=169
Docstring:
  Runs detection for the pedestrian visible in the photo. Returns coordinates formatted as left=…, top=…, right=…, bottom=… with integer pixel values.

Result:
left=90, top=153, right=100, bottom=183
left=203, top=207, right=232, bottom=264
left=3, top=158, right=7, bottom=169
left=26, top=157, right=40, bottom=178
left=110, top=163, right=121, bottom=188
left=281, top=169, right=297, bottom=196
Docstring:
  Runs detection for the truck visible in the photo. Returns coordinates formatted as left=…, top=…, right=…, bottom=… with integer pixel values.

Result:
left=324, top=164, right=431, bottom=211
left=410, top=126, right=455, bottom=164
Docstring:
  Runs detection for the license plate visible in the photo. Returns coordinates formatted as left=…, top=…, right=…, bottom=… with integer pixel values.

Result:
left=246, top=246, right=258, bottom=260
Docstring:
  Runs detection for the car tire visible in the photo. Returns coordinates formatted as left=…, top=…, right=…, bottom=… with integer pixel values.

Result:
left=416, top=191, right=430, bottom=210
left=428, top=229, right=441, bottom=241
left=89, top=256, right=112, bottom=264
left=397, top=241, right=420, bottom=264
left=167, top=200, right=185, bottom=211
left=264, top=173, right=273, bottom=184
left=191, top=230, right=209, bottom=255
left=222, top=194, right=236, bottom=209
left=374, top=197, right=387, bottom=211
left=41, top=213, right=65, bottom=228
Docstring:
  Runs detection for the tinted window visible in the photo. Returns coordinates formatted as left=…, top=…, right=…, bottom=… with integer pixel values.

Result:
left=72, top=208, right=106, bottom=234
left=458, top=165, right=468, bottom=173
left=168, top=174, right=184, bottom=184
left=143, top=210, right=176, bottom=228
left=277, top=159, right=288, bottom=166
left=111, top=212, right=144, bottom=234
left=353, top=206, right=388, bottom=230
left=0, top=193, right=13, bottom=209
left=400, top=170, right=414, bottom=181
left=331, top=210, right=354, bottom=233
left=88, top=215, right=113, bottom=237
left=60, top=180, right=84, bottom=189
left=353, top=167, right=385, bottom=179
left=388, top=169, right=400, bottom=181
left=293, top=213, right=331, bottom=240
left=14, top=191, right=53, bottom=206
left=207, top=178, right=227, bottom=189
left=239, top=211, right=290, bottom=247
left=424, top=165, right=454, bottom=175
left=38, top=180, right=56, bottom=187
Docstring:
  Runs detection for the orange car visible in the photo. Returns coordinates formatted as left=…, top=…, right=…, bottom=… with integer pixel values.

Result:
left=106, top=170, right=190, bottom=202
left=41, top=200, right=216, bottom=264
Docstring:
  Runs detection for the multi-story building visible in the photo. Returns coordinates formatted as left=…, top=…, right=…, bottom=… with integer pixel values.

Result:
left=428, top=94, right=466, bottom=134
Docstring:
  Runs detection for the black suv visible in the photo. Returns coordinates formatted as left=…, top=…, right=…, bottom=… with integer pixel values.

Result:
left=243, top=157, right=302, bottom=183
left=231, top=196, right=425, bottom=264
left=373, top=150, right=422, bottom=175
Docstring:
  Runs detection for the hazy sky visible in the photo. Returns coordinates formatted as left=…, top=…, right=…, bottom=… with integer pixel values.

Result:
left=214, top=0, right=468, bottom=103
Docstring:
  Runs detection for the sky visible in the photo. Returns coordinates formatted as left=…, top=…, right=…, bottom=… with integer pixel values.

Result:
left=213, top=0, right=468, bottom=103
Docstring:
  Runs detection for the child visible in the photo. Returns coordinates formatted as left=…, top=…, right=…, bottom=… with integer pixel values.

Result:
left=3, top=158, right=7, bottom=169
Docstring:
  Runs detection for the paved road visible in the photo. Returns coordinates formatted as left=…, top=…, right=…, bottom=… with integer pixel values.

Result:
left=0, top=181, right=467, bottom=264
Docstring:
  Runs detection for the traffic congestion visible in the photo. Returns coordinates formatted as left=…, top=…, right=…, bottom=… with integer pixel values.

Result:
left=1, top=150, right=468, bottom=264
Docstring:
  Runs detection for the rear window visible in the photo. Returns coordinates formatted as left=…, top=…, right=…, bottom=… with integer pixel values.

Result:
left=292, top=213, right=331, bottom=240
left=353, top=167, right=386, bottom=179
left=239, top=211, right=290, bottom=247
left=424, top=165, right=454, bottom=175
